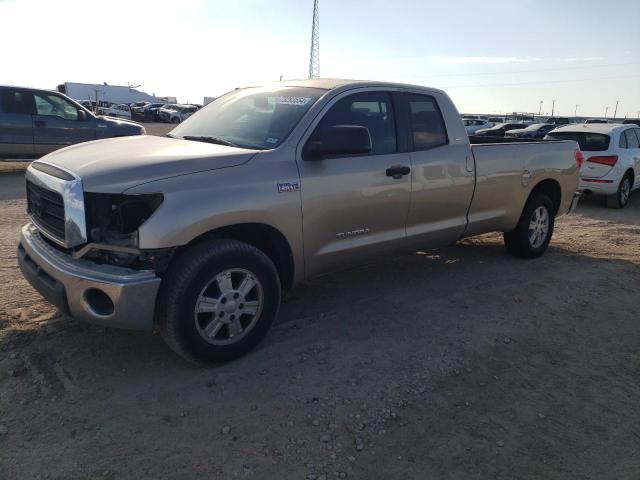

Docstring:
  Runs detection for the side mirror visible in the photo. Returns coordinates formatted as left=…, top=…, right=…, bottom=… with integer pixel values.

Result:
left=78, top=110, right=87, bottom=121
left=306, top=125, right=372, bottom=160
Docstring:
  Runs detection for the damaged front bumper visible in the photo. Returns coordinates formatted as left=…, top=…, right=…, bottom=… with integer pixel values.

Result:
left=18, top=223, right=161, bottom=330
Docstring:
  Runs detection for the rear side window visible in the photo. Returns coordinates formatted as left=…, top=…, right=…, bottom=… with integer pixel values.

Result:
left=619, top=133, right=628, bottom=148
left=404, top=94, right=447, bottom=151
left=547, top=132, right=610, bottom=151
left=1, top=89, right=34, bottom=114
left=624, top=129, right=640, bottom=149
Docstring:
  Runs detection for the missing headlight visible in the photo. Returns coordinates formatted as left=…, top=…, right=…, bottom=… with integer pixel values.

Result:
left=84, top=192, right=163, bottom=245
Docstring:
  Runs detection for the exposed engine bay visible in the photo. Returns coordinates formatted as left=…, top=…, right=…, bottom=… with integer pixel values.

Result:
left=76, top=192, right=172, bottom=272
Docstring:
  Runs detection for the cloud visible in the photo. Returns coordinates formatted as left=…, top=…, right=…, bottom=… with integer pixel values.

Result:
left=558, top=57, right=605, bottom=62
left=434, top=56, right=539, bottom=65
left=432, top=56, right=608, bottom=65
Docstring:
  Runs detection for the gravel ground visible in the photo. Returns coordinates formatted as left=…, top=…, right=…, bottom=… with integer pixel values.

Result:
left=0, top=191, right=639, bottom=480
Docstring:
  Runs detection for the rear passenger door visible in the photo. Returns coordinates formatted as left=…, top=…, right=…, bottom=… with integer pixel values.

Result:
left=399, top=92, right=475, bottom=247
left=0, top=88, right=35, bottom=157
left=297, top=90, right=411, bottom=277
left=32, top=92, right=96, bottom=155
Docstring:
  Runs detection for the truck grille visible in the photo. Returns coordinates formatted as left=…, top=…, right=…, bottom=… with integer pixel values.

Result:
left=27, top=181, right=66, bottom=242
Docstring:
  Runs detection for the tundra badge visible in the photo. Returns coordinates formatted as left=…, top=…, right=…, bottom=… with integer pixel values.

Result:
left=277, top=181, right=300, bottom=193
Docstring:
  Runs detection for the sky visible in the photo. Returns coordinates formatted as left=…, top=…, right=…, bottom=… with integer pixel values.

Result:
left=1, top=0, right=639, bottom=117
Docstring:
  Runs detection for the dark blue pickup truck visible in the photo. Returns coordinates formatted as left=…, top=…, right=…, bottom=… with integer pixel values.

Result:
left=0, top=85, right=145, bottom=157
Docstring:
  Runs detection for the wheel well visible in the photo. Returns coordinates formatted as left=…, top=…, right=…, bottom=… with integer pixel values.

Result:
left=624, top=168, right=635, bottom=185
left=184, top=223, right=295, bottom=290
left=529, top=179, right=562, bottom=215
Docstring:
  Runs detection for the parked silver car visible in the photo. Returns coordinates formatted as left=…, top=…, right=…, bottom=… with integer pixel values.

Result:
left=0, top=86, right=145, bottom=157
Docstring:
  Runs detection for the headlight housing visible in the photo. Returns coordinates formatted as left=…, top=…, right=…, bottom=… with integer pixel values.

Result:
left=84, top=192, right=163, bottom=246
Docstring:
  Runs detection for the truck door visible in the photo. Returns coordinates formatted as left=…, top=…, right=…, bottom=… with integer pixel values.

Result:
left=0, top=88, right=35, bottom=157
left=32, top=92, right=96, bottom=156
left=296, top=90, right=411, bottom=277
left=399, top=92, right=475, bottom=247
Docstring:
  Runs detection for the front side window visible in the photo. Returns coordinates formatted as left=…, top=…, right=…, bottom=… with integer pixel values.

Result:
left=171, top=87, right=325, bottom=150
left=306, top=92, right=397, bottom=157
left=405, top=94, right=447, bottom=151
left=34, top=93, right=78, bottom=120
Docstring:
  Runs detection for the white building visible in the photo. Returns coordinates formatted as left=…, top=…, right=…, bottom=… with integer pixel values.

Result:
left=57, top=82, right=176, bottom=105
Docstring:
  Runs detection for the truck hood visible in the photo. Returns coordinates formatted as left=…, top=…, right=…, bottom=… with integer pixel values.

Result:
left=39, top=135, right=259, bottom=193
left=98, top=115, right=141, bottom=128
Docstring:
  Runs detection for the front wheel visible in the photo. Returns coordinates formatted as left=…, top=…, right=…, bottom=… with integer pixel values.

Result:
left=606, top=174, right=632, bottom=209
left=156, top=239, right=281, bottom=364
left=504, top=193, right=555, bottom=258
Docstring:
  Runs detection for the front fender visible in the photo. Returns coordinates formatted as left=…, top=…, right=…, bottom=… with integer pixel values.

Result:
left=126, top=157, right=304, bottom=278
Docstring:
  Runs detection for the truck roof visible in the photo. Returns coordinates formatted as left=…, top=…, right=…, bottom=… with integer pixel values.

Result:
left=273, top=78, right=447, bottom=96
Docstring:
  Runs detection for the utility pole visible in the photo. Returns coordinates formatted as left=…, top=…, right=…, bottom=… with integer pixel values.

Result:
left=605, top=106, right=609, bottom=118
left=613, top=100, right=620, bottom=120
left=551, top=99, right=556, bottom=117
left=574, top=104, right=578, bottom=117
left=539, top=100, right=543, bottom=115
left=308, top=0, right=320, bottom=79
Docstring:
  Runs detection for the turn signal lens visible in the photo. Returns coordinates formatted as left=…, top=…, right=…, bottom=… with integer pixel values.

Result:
left=574, top=149, right=584, bottom=168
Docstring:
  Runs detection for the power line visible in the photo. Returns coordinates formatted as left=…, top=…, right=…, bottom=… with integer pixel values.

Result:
left=439, top=74, right=640, bottom=89
left=393, top=61, right=640, bottom=79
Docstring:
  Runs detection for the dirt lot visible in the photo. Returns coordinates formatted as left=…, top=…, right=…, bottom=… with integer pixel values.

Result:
left=1, top=186, right=639, bottom=479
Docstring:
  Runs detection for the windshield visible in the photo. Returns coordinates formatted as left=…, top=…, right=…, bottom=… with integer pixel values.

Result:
left=170, top=86, right=325, bottom=150
left=547, top=131, right=610, bottom=151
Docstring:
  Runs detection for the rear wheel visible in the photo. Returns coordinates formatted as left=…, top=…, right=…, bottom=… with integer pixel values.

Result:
left=504, top=192, right=555, bottom=258
left=156, top=239, right=281, bottom=364
left=606, top=174, right=632, bottom=209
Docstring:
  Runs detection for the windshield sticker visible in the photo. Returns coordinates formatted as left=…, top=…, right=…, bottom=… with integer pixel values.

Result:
left=275, top=96, right=312, bottom=106
left=265, top=137, right=279, bottom=144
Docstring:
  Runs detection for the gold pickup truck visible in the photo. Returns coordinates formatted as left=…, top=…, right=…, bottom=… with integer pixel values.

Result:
left=18, top=79, right=581, bottom=363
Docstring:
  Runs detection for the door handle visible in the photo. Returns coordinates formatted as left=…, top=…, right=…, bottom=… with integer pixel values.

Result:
left=385, top=165, right=411, bottom=179
left=34, top=120, right=46, bottom=128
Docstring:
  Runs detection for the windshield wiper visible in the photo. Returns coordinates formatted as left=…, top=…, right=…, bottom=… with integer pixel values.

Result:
left=181, top=135, right=240, bottom=148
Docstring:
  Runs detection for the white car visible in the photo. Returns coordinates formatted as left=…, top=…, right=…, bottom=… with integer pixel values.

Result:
left=463, top=118, right=492, bottom=134
left=159, top=104, right=199, bottom=124
left=101, top=104, right=132, bottom=120
left=547, top=124, right=640, bottom=208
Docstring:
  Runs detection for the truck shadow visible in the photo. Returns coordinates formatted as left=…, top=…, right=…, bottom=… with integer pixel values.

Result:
left=2, top=236, right=635, bottom=377
left=573, top=192, right=640, bottom=226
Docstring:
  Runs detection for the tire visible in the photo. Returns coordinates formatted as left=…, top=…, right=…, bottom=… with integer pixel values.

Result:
left=171, top=117, right=180, bottom=124
left=606, top=174, right=632, bottom=209
left=156, top=239, right=281, bottom=364
left=504, top=192, right=555, bottom=259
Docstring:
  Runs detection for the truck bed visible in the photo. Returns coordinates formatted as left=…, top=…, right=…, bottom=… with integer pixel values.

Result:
left=468, top=135, right=554, bottom=144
